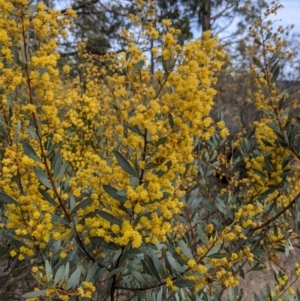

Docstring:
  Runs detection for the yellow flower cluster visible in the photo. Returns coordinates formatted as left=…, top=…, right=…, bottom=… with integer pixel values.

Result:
left=0, top=0, right=228, bottom=297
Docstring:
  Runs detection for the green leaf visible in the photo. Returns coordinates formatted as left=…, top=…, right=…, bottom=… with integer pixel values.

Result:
left=86, top=262, right=98, bottom=282
left=162, top=57, right=169, bottom=73
left=107, top=267, right=126, bottom=279
left=166, top=252, right=185, bottom=273
left=155, top=136, right=167, bottom=147
left=22, top=142, right=41, bottom=162
left=197, top=224, right=207, bottom=243
left=208, top=253, right=227, bottom=259
left=33, top=166, right=52, bottom=189
left=126, top=125, right=143, bottom=136
left=267, top=122, right=282, bottom=136
left=0, top=192, right=18, bottom=205
left=253, top=57, right=264, bottom=69
left=269, top=51, right=281, bottom=64
left=23, top=290, right=46, bottom=298
left=151, top=254, right=167, bottom=278
left=28, top=126, right=39, bottom=140
left=126, top=52, right=131, bottom=61
left=38, top=188, right=57, bottom=206
left=131, top=271, right=146, bottom=284
left=173, top=280, right=194, bottom=288
left=261, top=139, right=273, bottom=147
left=66, top=266, right=82, bottom=289
left=37, top=67, right=47, bottom=76
left=254, top=293, right=261, bottom=301
left=103, top=185, right=126, bottom=203
left=98, top=211, right=122, bottom=225
left=178, top=240, right=193, bottom=259
left=71, top=198, right=92, bottom=216
left=141, top=259, right=154, bottom=278
left=265, top=32, right=272, bottom=40
left=54, top=265, right=65, bottom=285
left=145, top=255, right=161, bottom=282
left=156, top=161, right=172, bottom=178
left=45, top=260, right=52, bottom=282
left=113, top=150, right=138, bottom=177
left=56, top=163, right=66, bottom=183
left=168, top=113, right=175, bottom=129
left=207, top=244, right=221, bottom=257
left=65, top=262, right=70, bottom=281
left=260, top=108, right=275, bottom=118
left=132, top=60, right=144, bottom=74
left=19, top=41, right=27, bottom=64
left=215, top=197, right=225, bottom=214
left=25, top=4, right=38, bottom=14
left=271, top=65, right=280, bottom=83
left=254, top=38, right=262, bottom=45
left=52, top=153, right=62, bottom=179
left=51, top=214, right=70, bottom=227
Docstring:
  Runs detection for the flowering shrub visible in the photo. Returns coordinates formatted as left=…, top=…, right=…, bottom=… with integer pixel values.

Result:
left=0, top=0, right=300, bottom=300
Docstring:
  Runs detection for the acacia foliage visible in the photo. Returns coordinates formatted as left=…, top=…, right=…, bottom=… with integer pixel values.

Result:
left=0, top=1, right=300, bottom=301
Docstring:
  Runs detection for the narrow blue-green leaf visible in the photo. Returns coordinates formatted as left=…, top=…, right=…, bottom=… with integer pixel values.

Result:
left=253, top=57, right=264, bottom=69
left=51, top=214, right=70, bottom=227
left=25, top=4, right=38, bottom=14
left=23, top=290, right=46, bottom=298
left=208, top=253, right=227, bottom=259
left=98, top=211, right=122, bottom=225
left=113, top=150, right=138, bottom=177
left=178, top=240, right=193, bottom=259
left=28, top=126, right=39, bottom=140
left=71, top=198, right=92, bottom=216
left=132, top=271, right=146, bottom=284
left=173, top=280, right=194, bottom=288
left=215, top=198, right=225, bottom=214
left=33, top=166, right=52, bottom=189
left=141, top=260, right=154, bottom=278
left=149, top=253, right=167, bottom=278
left=0, top=192, right=18, bottom=205
left=166, top=252, right=185, bottom=273
left=267, top=122, right=282, bottom=136
left=22, top=142, right=41, bottom=162
left=65, top=262, right=70, bottom=281
left=103, top=185, right=126, bottom=203
left=107, top=267, right=126, bottom=279
left=145, top=255, right=161, bottom=282
left=197, top=224, right=206, bottom=243
left=58, top=163, right=67, bottom=182
left=45, top=260, right=52, bottom=282
left=254, top=38, right=262, bottom=45
left=54, top=265, right=65, bottom=285
left=254, top=293, right=261, bottom=301
left=157, top=287, right=163, bottom=301
left=53, top=153, right=62, bottom=179
left=38, top=188, right=57, bottom=206
left=155, top=136, right=167, bottom=147
left=265, top=32, right=272, bottom=40
left=269, top=50, right=281, bottom=64
left=207, top=244, right=221, bottom=257
left=66, top=266, right=82, bottom=289
left=86, top=262, right=98, bottom=282
left=271, top=65, right=280, bottom=83
left=168, top=113, right=175, bottom=129
left=132, top=60, right=144, bottom=74
left=127, top=125, right=143, bottom=136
